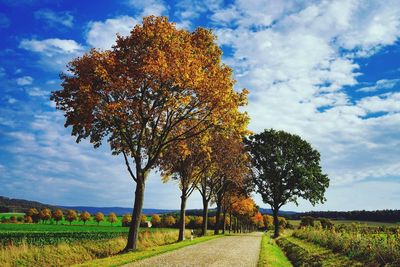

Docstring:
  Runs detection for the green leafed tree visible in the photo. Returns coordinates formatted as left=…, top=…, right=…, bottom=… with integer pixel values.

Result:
left=246, top=129, right=329, bottom=237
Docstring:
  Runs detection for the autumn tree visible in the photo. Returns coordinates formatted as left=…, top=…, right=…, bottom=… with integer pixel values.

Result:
left=94, top=212, right=104, bottom=225
left=246, top=129, right=329, bottom=237
left=108, top=212, right=118, bottom=226
left=79, top=211, right=91, bottom=225
left=39, top=208, right=51, bottom=224
left=122, top=213, right=132, bottom=227
left=51, top=16, right=247, bottom=251
left=162, top=215, right=176, bottom=227
left=194, top=216, right=203, bottom=228
left=151, top=214, right=161, bottom=227
left=210, top=134, right=250, bottom=235
left=140, top=214, right=147, bottom=227
left=66, top=210, right=77, bottom=225
left=160, top=133, right=209, bottom=241
left=26, top=208, right=39, bottom=223
left=52, top=209, right=64, bottom=224
left=263, top=214, right=273, bottom=230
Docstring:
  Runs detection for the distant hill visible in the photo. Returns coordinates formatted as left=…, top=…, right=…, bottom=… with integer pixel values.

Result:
left=0, top=196, right=66, bottom=213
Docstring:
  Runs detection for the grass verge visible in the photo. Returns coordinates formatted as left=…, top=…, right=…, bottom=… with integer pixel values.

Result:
left=258, top=232, right=292, bottom=267
left=75, top=235, right=222, bottom=267
left=277, top=236, right=363, bottom=267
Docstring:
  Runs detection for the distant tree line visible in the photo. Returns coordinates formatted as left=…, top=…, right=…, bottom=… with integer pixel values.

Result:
left=291, top=210, right=400, bottom=223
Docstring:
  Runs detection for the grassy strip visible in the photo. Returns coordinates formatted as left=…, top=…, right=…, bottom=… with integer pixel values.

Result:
left=258, top=232, right=292, bottom=267
left=0, top=230, right=184, bottom=266
left=76, top=235, right=222, bottom=267
left=277, top=236, right=363, bottom=267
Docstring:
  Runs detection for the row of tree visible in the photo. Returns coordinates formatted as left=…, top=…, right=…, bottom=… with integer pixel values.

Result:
left=51, top=15, right=329, bottom=251
left=23, top=208, right=119, bottom=225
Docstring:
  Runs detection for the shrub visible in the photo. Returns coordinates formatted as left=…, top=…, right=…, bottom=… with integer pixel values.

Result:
left=24, top=215, right=33, bottom=223
left=319, top=218, right=334, bottom=229
left=300, top=216, right=315, bottom=227
left=9, top=216, right=17, bottom=223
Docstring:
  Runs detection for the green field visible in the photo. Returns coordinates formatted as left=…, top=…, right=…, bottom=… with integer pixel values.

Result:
left=0, top=223, right=129, bottom=232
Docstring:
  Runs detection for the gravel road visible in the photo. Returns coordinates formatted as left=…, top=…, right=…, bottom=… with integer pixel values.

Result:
left=124, top=232, right=263, bottom=267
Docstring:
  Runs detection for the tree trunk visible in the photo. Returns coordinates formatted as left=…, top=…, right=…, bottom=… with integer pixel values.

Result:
left=201, top=197, right=209, bottom=236
left=229, top=212, right=232, bottom=233
left=222, top=210, right=226, bottom=234
left=273, top=209, right=280, bottom=238
left=214, top=197, right=222, bottom=235
left=124, top=177, right=145, bottom=251
left=178, top=193, right=187, bottom=241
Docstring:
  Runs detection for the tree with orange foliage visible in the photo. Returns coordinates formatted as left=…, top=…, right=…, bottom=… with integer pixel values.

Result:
left=52, top=209, right=64, bottom=224
left=51, top=16, right=247, bottom=251
left=108, top=212, right=118, bottom=226
left=39, top=208, right=51, bottom=224
left=230, top=196, right=257, bottom=233
left=159, top=133, right=209, bottom=241
left=251, top=212, right=264, bottom=229
left=210, top=134, right=250, bottom=235
left=66, top=210, right=77, bottom=225
left=94, top=212, right=104, bottom=225
left=79, top=211, right=91, bottom=225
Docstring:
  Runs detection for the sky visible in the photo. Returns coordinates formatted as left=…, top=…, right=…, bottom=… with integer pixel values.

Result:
left=0, top=0, right=399, bottom=212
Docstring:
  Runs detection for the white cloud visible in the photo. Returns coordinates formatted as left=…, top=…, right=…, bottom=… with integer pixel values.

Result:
left=19, top=38, right=84, bottom=70
left=358, top=93, right=400, bottom=113
left=212, top=0, right=400, bottom=191
left=16, top=76, right=33, bottom=85
left=27, top=87, right=48, bottom=97
left=86, top=16, right=138, bottom=50
left=127, top=0, right=168, bottom=17
left=34, top=9, right=74, bottom=28
left=19, top=38, right=83, bottom=55
left=357, top=79, right=400, bottom=92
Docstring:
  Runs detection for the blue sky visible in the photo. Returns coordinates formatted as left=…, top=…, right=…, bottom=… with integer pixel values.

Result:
left=0, top=0, right=399, bottom=211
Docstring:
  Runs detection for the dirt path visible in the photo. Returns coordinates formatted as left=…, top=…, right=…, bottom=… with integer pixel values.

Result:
left=124, top=232, right=263, bottom=267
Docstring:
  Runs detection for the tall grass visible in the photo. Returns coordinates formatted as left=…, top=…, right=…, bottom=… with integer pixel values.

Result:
left=293, top=227, right=400, bottom=266
left=0, top=229, right=187, bottom=267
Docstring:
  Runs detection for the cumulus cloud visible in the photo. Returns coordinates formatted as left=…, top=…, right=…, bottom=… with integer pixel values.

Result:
left=19, top=38, right=84, bottom=70
left=86, top=16, right=138, bottom=50
left=34, top=9, right=74, bottom=28
left=16, top=76, right=33, bottom=85
left=211, top=0, right=400, bottom=190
